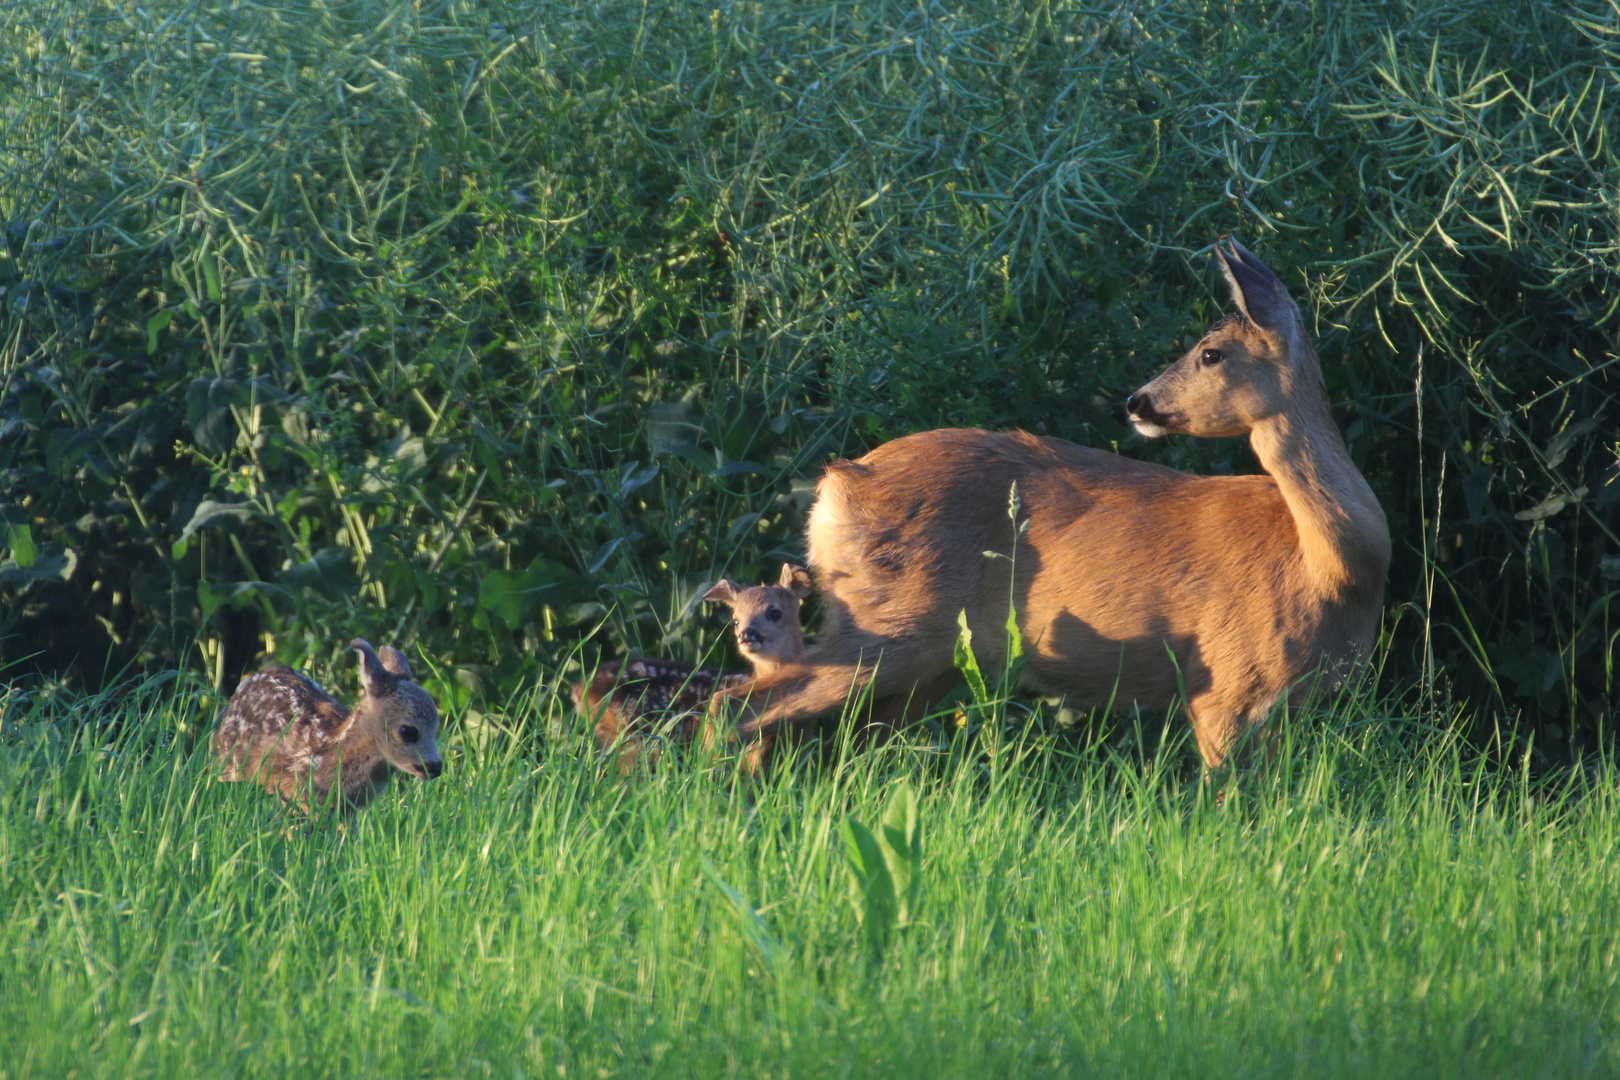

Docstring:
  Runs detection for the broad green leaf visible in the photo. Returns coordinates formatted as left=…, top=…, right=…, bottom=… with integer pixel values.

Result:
left=184, top=377, right=246, bottom=456
left=198, top=579, right=287, bottom=619
left=202, top=254, right=223, bottom=301
left=145, top=308, right=172, bottom=354
left=0, top=546, right=76, bottom=588
left=172, top=499, right=263, bottom=558
left=478, top=560, right=584, bottom=626
left=273, top=548, right=359, bottom=602
left=1515, top=487, right=1585, bottom=522
left=879, top=777, right=923, bottom=927
left=954, top=609, right=989, bottom=706
left=841, top=815, right=896, bottom=955
left=5, top=522, right=38, bottom=569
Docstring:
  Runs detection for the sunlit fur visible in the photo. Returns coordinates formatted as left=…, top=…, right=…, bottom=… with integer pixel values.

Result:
left=213, top=639, right=443, bottom=811
left=713, top=240, right=1391, bottom=772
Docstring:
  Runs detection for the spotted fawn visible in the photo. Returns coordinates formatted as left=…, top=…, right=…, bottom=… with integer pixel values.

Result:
left=213, top=639, right=443, bottom=811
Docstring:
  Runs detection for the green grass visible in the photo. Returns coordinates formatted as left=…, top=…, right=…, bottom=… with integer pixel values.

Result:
left=4, top=679, right=1617, bottom=1078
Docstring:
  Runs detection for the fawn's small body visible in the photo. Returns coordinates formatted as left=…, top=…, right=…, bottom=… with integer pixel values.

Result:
left=214, top=639, right=443, bottom=811
left=575, top=565, right=811, bottom=768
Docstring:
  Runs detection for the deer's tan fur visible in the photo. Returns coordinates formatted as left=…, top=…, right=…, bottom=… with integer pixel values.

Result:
left=713, top=240, right=1390, bottom=771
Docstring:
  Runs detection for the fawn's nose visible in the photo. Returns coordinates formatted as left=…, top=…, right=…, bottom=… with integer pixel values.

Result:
left=423, top=759, right=443, bottom=779
left=738, top=627, right=763, bottom=648
left=1125, top=391, right=1150, bottom=416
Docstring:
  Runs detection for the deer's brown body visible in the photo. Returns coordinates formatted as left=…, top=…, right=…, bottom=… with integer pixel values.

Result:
left=214, top=639, right=443, bottom=811
left=716, top=240, right=1390, bottom=769
left=576, top=565, right=812, bottom=770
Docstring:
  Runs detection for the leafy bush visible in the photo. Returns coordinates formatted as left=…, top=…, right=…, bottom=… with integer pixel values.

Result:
left=1, top=0, right=1615, bottom=743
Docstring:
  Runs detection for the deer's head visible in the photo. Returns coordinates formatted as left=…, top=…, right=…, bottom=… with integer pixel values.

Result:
left=350, top=639, right=443, bottom=780
left=1126, top=238, right=1319, bottom=439
left=704, top=564, right=813, bottom=672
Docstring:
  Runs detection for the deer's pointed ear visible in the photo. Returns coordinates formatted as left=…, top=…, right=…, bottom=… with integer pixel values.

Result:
left=1216, top=237, right=1302, bottom=342
left=378, top=645, right=413, bottom=680
left=351, top=639, right=397, bottom=697
left=703, top=580, right=740, bottom=605
left=780, top=563, right=813, bottom=599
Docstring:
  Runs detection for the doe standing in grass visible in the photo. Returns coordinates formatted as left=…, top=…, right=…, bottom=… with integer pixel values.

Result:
left=713, top=239, right=1392, bottom=773
left=214, top=639, right=443, bottom=811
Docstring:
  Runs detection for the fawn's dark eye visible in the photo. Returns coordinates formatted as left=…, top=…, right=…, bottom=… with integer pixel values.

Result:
left=766, top=608, right=782, bottom=622
left=399, top=724, right=420, bottom=744
left=1201, top=348, right=1224, bottom=367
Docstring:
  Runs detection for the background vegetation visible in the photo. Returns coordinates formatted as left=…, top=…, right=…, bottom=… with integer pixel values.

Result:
left=0, top=0, right=1616, bottom=747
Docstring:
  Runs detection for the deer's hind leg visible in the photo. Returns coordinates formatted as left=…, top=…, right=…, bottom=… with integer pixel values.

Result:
left=710, top=635, right=959, bottom=774
left=858, top=669, right=967, bottom=746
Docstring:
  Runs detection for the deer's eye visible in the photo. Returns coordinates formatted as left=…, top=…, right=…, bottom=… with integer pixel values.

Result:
left=1201, top=348, right=1224, bottom=367
left=766, top=608, right=782, bottom=622
left=399, top=724, right=420, bottom=744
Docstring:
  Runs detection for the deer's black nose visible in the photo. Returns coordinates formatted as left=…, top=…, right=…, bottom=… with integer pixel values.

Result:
left=738, top=628, right=762, bottom=647
left=423, top=759, right=443, bottom=779
left=1126, top=391, right=1150, bottom=416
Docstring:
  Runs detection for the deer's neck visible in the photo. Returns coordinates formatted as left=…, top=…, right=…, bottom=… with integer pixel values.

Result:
left=1248, top=382, right=1390, bottom=598
left=750, top=656, right=789, bottom=679
left=317, top=717, right=389, bottom=805
left=749, top=640, right=805, bottom=680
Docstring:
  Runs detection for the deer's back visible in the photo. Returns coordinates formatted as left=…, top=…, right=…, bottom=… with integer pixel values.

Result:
left=577, top=659, right=749, bottom=755
left=809, top=428, right=1374, bottom=708
left=214, top=667, right=351, bottom=790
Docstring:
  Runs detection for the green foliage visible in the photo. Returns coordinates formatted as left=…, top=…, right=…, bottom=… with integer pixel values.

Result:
left=841, top=776, right=924, bottom=957
left=699, top=854, right=787, bottom=977
left=953, top=608, right=991, bottom=707
left=952, top=483, right=1029, bottom=731
left=0, top=0, right=1614, bottom=740
left=5, top=681, right=1620, bottom=1077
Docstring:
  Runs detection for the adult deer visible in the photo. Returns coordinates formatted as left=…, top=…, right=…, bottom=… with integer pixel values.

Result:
left=714, top=239, right=1390, bottom=771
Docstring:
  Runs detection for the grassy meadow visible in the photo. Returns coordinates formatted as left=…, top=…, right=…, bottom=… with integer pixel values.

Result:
left=3, top=679, right=1619, bottom=1079
left=3, top=0, right=1619, bottom=1075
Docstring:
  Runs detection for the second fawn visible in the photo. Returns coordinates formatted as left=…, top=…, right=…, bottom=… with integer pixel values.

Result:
left=575, top=564, right=811, bottom=768
left=712, top=239, right=1391, bottom=773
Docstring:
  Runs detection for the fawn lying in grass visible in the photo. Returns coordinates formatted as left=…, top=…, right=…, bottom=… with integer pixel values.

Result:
left=574, top=564, right=811, bottom=769
left=214, top=639, right=443, bottom=811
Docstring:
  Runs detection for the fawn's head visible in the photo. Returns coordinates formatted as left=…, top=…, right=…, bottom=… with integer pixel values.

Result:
left=704, top=564, right=813, bottom=670
left=350, top=639, right=443, bottom=780
left=1127, top=238, right=1321, bottom=439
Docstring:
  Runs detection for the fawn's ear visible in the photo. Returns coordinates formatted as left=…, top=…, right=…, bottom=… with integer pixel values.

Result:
left=779, top=563, right=813, bottom=600
left=352, top=639, right=397, bottom=697
left=704, top=579, right=740, bottom=606
left=378, top=645, right=413, bottom=680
